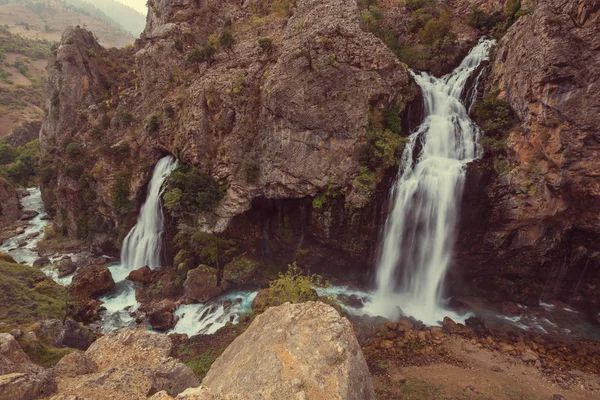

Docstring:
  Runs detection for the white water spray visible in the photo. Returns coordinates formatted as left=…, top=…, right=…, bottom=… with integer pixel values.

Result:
left=120, top=155, right=178, bottom=272
left=368, top=39, right=495, bottom=325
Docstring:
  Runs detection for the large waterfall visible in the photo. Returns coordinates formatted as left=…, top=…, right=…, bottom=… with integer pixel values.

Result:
left=369, top=39, right=495, bottom=325
left=120, top=155, right=178, bottom=272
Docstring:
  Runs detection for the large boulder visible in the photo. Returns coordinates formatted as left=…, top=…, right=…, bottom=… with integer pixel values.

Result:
left=0, top=333, right=42, bottom=375
left=69, top=265, right=115, bottom=301
left=0, top=372, right=57, bottom=400
left=202, top=301, right=375, bottom=400
left=51, top=328, right=198, bottom=399
left=183, top=266, right=224, bottom=303
left=0, top=333, right=57, bottom=399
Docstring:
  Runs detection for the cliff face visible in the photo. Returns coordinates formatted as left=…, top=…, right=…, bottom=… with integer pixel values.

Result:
left=0, top=179, right=20, bottom=229
left=454, top=0, right=600, bottom=311
left=41, top=0, right=600, bottom=309
left=40, top=0, right=416, bottom=263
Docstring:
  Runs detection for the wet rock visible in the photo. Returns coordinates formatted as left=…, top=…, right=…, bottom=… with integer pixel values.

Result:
left=251, top=288, right=269, bottom=312
left=33, top=257, right=50, bottom=268
left=17, top=239, right=27, bottom=248
left=442, top=317, right=459, bottom=334
left=465, top=317, right=489, bottom=334
left=57, top=262, right=77, bottom=278
left=202, top=302, right=375, bottom=400
left=69, top=265, right=115, bottom=301
left=338, top=294, right=364, bottom=309
left=149, top=311, right=178, bottom=331
left=20, top=210, right=39, bottom=221
left=14, top=227, right=25, bottom=235
left=183, top=265, right=224, bottom=303
left=501, top=302, right=521, bottom=316
left=26, top=232, right=40, bottom=240
left=126, top=266, right=152, bottom=284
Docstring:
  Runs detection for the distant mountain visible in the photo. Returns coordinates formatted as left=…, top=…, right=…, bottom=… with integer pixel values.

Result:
left=0, top=0, right=135, bottom=47
left=71, top=0, right=146, bottom=37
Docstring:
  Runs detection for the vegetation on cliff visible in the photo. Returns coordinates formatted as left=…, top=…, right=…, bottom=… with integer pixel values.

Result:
left=0, top=254, right=67, bottom=326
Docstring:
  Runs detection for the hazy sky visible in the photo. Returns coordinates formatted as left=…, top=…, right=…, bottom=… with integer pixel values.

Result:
left=114, top=0, right=147, bottom=15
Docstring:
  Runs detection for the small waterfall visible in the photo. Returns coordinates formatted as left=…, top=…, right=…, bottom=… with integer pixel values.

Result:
left=368, top=39, right=495, bottom=325
left=120, top=155, right=178, bottom=272
left=99, top=155, right=177, bottom=333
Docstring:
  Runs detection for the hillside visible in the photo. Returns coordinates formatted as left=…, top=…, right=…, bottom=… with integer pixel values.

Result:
left=0, top=25, right=48, bottom=138
left=0, top=0, right=135, bottom=48
left=71, top=0, right=146, bottom=37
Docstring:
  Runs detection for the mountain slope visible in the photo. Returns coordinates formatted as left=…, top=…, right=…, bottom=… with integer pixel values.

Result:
left=71, top=0, right=146, bottom=37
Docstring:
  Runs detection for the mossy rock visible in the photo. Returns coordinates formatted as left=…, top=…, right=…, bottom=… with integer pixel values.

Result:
left=223, top=255, right=258, bottom=284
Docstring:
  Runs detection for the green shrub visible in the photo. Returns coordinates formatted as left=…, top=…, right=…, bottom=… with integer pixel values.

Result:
left=257, top=37, right=274, bottom=52
left=419, top=12, right=453, bottom=45
left=186, top=349, right=222, bottom=380
left=219, top=31, right=235, bottom=53
left=163, top=165, right=224, bottom=218
left=65, top=142, right=82, bottom=158
left=266, top=262, right=328, bottom=307
left=111, top=172, right=131, bottom=215
left=242, top=158, right=259, bottom=183
left=147, top=114, right=160, bottom=133
left=188, top=43, right=216, bottom=66
left=471, top=92, right=517, bottom=138
left=0, top=142, right=17, bottom=164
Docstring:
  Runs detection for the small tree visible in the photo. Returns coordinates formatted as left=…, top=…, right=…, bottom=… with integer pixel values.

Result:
left=219, top=31, right=235, bottom=56
left=188, top=43, right=216, bottom=71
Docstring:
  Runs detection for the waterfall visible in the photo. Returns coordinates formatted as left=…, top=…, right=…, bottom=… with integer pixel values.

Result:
left=120, top=155, right=178, bottom=272
left=369, top=39, right=495, bottom=325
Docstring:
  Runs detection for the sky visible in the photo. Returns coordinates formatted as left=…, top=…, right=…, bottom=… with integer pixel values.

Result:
left=114, top=0, right=147, bottom=15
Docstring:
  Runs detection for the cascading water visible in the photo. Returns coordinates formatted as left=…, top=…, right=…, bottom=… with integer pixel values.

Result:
left=368, top=39, right=496, bottom=325
left=120, top=155, right=178, bottom=272
left=100, top=154, right=177, bottom=332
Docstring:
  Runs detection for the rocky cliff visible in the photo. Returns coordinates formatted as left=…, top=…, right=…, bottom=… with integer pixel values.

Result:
left=454, top=0, right=600, bottom=313
left=40, top=0, right=600, bottom=312
left=40, top=0, right=418, bottom=265
left=0, top=179, right=20, bottom=228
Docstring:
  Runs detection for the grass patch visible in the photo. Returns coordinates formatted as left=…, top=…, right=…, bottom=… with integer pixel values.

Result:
left=185, top=348, right=224, bottom=380
left=17, top=339, right=74, bottom=368
left=0, top=258, right=68, bottom=326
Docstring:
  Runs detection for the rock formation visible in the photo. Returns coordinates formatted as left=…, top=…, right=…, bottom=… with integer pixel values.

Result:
left=0, top=333, right=57, bottom=400
left=51, top=328, right=199, bottom=399
left=453, top=0, right=600, bottom=311
left=152, top=301, right=375, bottom=400
left=40, top=0, right=416, bottom=266
left=0, top=179, right=21, bottom=229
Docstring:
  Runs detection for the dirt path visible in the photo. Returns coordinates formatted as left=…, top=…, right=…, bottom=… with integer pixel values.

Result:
left=372, top=336, right=600, bottom=400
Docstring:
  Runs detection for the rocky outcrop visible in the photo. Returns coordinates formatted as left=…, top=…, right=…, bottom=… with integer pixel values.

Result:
left=183, top=266, right=224, bottom=303
left=453, top=0, right=600, bottom=309
left=69, top=265, right=115, bottom=301
left=51, top=328, right=199, bottom=399
left=40, top=0, right=416, bottom=265
left=0, top=333, right=57, bottom=400
left=155, top=302, right=375, bottom=400
left=203, top=301, right=374, bottom=399
left=0, top=178, right=20, bottom=229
